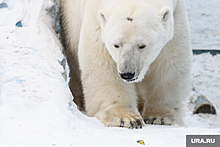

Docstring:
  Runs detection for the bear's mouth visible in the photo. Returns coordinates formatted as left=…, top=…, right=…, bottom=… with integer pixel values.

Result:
left=124, top=77, right=138, bottom=83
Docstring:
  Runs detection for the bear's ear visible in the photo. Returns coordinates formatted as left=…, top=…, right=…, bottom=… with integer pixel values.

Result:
left=98, top=9, right=109, bottom=28
left=159, top=6, right=172, bottom=21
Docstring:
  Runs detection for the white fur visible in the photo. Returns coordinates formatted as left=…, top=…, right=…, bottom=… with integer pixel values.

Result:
left=61, top=0, right=192, bottom=127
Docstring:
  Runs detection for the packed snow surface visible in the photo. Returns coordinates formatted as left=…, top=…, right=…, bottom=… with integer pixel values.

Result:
left=0, top=0, right=219, bottom=147
left=185, top=0, right=220, bottom=49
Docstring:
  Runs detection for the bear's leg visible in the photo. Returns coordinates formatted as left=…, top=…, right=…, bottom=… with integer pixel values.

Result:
left=138, top=73, right=186, bottom=126
left=60, top=33, right=85, bottom=111
left=64, top=47, right=85, bottom=111
left=69, top=68, right=85, bottom=111
left=60, top=30, right=84, bottom=111
left=60, top=0, right=84, bottom=110
left=139, top=0, right=191, bottom=125
left=78, top=33, right=142, bottom=129
left=137, top=78, right=176, bottom=125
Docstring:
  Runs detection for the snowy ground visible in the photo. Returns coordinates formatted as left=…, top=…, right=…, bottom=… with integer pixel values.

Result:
left=185, top=0, right=220, bottom=49
left=0, top=0, right=219, bottom=147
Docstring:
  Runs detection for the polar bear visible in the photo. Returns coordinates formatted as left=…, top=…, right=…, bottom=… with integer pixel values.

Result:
left=61, top=0, right=192, bottom=129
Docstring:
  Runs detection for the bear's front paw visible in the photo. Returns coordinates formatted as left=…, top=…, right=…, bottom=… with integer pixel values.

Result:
left=143, top=116, right=174, bottom=125
left=142, top=110, right=175, bottom=125
left=95, top=107, right=143, bottom=129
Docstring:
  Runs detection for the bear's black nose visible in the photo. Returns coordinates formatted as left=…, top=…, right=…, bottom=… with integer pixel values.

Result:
left=119, top=72, right=135, bottom=80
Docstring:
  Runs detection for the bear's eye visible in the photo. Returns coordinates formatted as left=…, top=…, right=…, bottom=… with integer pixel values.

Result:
left=139, top=45, right=146, bottom=49
left=114, top=44, right=119, bottom=48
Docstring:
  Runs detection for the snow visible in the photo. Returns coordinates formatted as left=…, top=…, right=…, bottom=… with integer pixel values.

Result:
left=0, top=0, right=219, bottom=147
left=185, top=53, right=220, bottom=129
left=185, top=0, right=220, bottom=49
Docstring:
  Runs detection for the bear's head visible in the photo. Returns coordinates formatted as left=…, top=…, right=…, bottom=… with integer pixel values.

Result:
left=98, top=2, right=174, bottom=83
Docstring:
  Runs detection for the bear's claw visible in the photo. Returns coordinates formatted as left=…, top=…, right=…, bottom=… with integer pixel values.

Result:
left=133, top=121, right=138, bottom=129
left=120, top=120, right=124, bottom=127
left=161, top=120, right=165, bottom=125
left=144, top=118, right=150, bottom=124
left=137, top=119, right=142, bottom=128
left=129, top=119, right=143, bottom=129
left=129, top=122, right=133, bottom=129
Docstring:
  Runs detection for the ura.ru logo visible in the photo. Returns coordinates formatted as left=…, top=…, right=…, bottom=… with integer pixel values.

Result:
left=191, top=138, right=215, bottom=144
